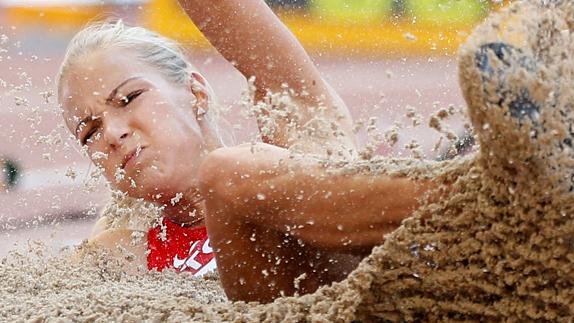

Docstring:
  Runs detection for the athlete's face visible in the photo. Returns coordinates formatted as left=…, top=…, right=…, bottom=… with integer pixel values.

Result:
left=60, top=48, right=211, bottom=202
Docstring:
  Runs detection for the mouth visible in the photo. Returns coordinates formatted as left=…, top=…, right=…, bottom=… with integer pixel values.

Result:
left=121, top=146, right=146, bottom=170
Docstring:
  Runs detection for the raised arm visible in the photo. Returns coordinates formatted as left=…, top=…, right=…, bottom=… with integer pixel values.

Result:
left=177, top=0, right=356, bottom=151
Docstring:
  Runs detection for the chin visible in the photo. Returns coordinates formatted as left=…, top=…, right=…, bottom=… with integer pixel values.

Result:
left=135, top=177, right=181, bottom=203
left=123, top=162, right=193, bottom=202
left=112, top=175, right=159, bottom=201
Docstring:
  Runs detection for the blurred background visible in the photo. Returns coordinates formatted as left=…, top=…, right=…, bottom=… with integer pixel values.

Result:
left=0, top=0, right=508, bottom=256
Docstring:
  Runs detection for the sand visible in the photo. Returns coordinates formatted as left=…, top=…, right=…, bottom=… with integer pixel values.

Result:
left=3, top=0, right=574, bottom=321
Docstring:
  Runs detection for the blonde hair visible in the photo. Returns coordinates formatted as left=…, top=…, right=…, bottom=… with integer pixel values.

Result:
left=57, top=19, right=194, bottom=92
left=57, top=19, right=224, bottom=131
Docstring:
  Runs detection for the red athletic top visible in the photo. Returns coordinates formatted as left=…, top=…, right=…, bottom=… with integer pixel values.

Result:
left=147, top=218, right=216, bottom=276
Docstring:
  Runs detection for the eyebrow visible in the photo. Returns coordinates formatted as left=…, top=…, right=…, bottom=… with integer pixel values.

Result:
left=74, top=76, right=142, bottom=136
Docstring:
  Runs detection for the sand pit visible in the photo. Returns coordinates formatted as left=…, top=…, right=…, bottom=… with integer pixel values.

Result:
left=3, top=1, right=574, bottom=321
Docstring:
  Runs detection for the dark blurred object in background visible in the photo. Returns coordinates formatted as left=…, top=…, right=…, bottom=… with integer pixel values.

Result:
left=391, top=0, right=407, bottom=19
left=265, top=0, right=308, bottom=9
left=1, top=158, right=20, bottom=192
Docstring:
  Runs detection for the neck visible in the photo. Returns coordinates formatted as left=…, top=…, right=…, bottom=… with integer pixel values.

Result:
left=159, top=188, right=206, bottom=227
left=199, top=114, right=225, bottom=151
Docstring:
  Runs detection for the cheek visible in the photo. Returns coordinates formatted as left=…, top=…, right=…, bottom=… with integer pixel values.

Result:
left=150, top=132, right=205, bottom=185
left=149, top=112, right=203, bottom=149
left=87, top=144, right=116, bottom=175
left=135, top=109, right=177, bottom=140
left=155, top=136, right=201, bottom=169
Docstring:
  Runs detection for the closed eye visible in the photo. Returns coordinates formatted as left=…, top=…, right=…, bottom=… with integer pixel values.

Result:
left=81, top=126, right=99, bottom=146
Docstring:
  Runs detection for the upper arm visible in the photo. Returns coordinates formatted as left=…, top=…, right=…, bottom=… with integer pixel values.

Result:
left=180, top=0, right=325, bottom=97
left=178, top=0, right=356, bottom=150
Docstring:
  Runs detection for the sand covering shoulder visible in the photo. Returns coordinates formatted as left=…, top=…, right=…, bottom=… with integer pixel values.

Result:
left=3, top=1, right=574, bottom=321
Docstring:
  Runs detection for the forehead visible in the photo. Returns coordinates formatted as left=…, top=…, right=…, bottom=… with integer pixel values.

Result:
left=60, top=48, right=160, bottom=127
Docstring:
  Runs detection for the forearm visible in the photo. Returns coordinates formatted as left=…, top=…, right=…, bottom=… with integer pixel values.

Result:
left=262, top=166, right=432, bottom=251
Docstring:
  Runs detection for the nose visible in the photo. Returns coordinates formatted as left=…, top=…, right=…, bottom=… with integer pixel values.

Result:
left=102, top=116, right=131, bottom=150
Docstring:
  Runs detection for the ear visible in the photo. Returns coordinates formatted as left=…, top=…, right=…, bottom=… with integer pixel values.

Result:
left=188, top=71, right=224, bottom=150
left=189, top=71, right=211, bottom=119
left=191, top=71, right=208, bottom=87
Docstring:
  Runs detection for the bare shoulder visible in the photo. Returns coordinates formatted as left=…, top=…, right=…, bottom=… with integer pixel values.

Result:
left=199, top=144, right=288, bottom=177
left=90, top=215, right=111, bottom=238
left=198, top=143, right=290, bottom=202
left=89, top=228, right=148, bottom=267
left=205, top=143, right=286, bottom=159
